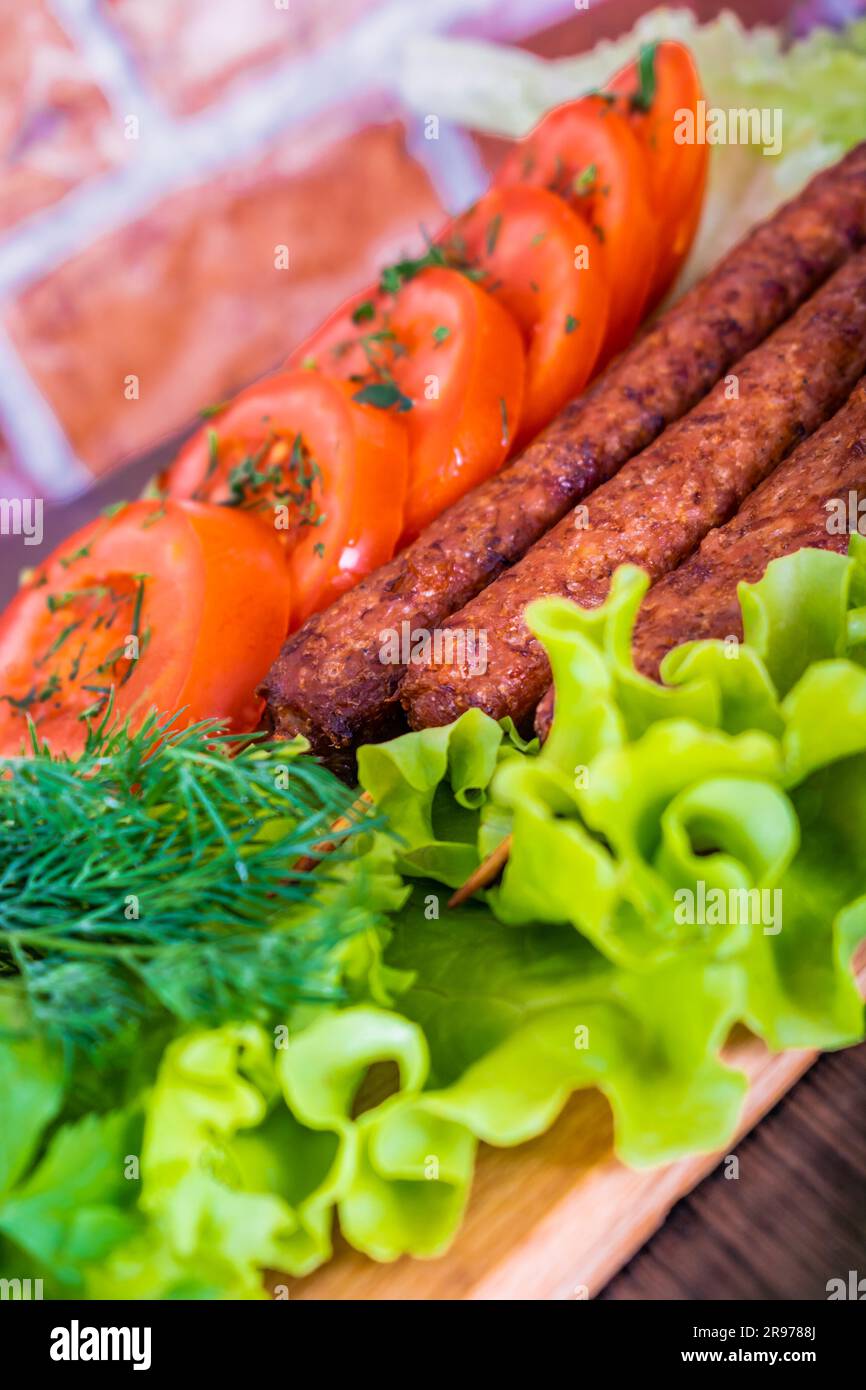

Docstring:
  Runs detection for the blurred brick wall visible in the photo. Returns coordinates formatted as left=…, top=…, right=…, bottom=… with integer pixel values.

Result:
left=4, top=112, right=443, bottom=478
left=0, top=0, right=800, bottom=503
left=0, top=0, right=589, bottom=502
left=101, top=0, right=378, bottom=114
left=1, top=3, right=124, bottom=230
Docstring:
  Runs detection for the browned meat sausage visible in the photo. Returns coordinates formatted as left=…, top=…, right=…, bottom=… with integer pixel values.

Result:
left=263, top=144, right=866, bottom=777
left=632, top=378, right=866, bottom=675
left=401, top=250, right=866, bottom=733
left=534, top=375, right=866, bottom=741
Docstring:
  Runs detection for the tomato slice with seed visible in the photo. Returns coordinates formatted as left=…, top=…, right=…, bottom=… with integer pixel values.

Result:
left=495, top=93, right=657, bottom=361
left=162, top=370, right=409, bottom=627
left=607, top=40, right=708, bottom=306
left=443, top=184, right=609, bottom=451
left=0, top=499, right=292, bottom=758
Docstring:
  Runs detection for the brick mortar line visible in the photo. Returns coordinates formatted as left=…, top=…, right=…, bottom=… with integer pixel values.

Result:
left=0, top=19, right=372, bottom=298
left=0, top=327, right=91, bottom=498
left=1, top=0, right=579, bottom=296
left=405, top=117, right=489, bottom=212
left=47, top=0, right=173, bottom=135
left=461, top=0, right=591, bottom=43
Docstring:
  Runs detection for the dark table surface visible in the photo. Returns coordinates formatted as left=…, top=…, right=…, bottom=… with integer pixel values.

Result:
left=606, top=1043, right=866, bottom=1300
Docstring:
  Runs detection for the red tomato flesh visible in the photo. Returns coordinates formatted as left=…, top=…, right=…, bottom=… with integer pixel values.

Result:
left=443, top=184, right=610, bottom=451
left=0, top=499, right=292, bottom=758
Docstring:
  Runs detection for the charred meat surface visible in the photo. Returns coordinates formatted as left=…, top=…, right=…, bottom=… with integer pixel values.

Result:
left=263, top=144, right=866, bottom=773
left=402, top=250, right=866, bottom=732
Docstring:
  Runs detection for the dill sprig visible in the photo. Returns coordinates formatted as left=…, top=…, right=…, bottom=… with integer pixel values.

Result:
left=0, top=710, right=376, bottom=1060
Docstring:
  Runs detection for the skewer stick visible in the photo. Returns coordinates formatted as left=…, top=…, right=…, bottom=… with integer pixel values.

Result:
left=448, top=833, right=512, bottom=908
left=297, top=790, right=514, bottom=907
left=294, top=789, right=375, bottom=873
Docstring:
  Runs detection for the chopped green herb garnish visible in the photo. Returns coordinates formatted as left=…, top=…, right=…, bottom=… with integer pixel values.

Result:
left=0, top=710, right=375, bottom=1061
left=1, top=672, right=61, bottom=714
left=68, top=640, right=86, bottom=683
left=59, top=544, right=92, bottom=571
left=378, top=234, right=485, bottom=297
left=120, top=574, right=147, bottom=686
left=141, top=502, right=168, bottom=529
left=352, top=382, right=413, bottom=413
left=486, top=213, right=503, bottom=255
left=220, top=429, right=323, bottom=527
left=432, top=325, right=451, bottom=345
left=47, top=586, right=108, bottom=614
left=565, top=314, right=579, bottom=334
left=573, top=163, right=598, bottom=196
left=199, top=399, right=230, bottom=420
left=223, top=435, right=279, bottom=509
left=37, top=619, right=84, bottom=667
left=203, top=427, right=220, bottom=485
left=287, top=434, right=324, bottom=528
left=631, top=42, right=658, bottom=113
left=351, top=300, right=376, bottom=325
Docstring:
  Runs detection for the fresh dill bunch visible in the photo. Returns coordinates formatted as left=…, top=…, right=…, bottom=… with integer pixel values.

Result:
left=0, top=709, right=376, bottom=1061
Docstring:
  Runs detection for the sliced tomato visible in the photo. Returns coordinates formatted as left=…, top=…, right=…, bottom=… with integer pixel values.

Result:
left=384, top=267, right=525, bottom=542
left=608, top=40, right=708, bottom=306
left=442, top=184, right=609, bottom=451
left=495, top=93, right=657, bottom=361
left=0, top=499, right=292, bottom=758
left=162, top=371, right=409, bottom=627
left=287, top=266, right=525, bottom=544
left=286, top=282, right=387, bottom=380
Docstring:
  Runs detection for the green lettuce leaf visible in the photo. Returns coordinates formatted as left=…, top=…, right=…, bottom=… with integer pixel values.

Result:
left=385, top=893, right=748, bottom=1163
left=0, top=1013, right=138, bottom=1293
left=277, top=1006, right=475, bottom=1260
left=8, top=545, right=866, bottom=1295
left=328, top=545, right=866, bottom=1254
left=0, top=989, right=64, bottom=1195
left=357, top=708, right=522, bottom=887
left=0, top=1110, right=139, bottom=1286
left=88, top=1025, right=323, bottom=1298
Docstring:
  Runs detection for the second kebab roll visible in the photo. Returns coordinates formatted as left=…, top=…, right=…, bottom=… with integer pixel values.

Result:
left=534, top=374, right=866, bottom=742
left=401, top=248, right=866, bottom=733
left=631, top=375, right=866, bottom=676
left=262, top=144, right=866, bottom=777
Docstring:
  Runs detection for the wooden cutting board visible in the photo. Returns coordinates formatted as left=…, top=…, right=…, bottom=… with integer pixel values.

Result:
left=289, top=948, right=866, bottom=1300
